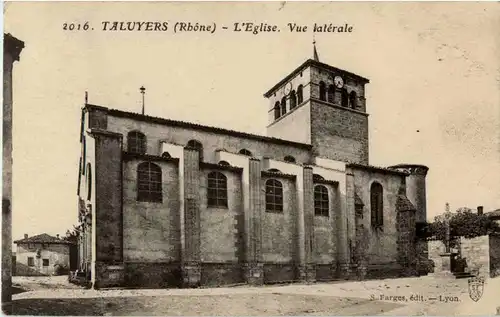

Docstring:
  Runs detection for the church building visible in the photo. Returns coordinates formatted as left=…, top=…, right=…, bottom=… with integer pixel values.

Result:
left=76, top=47, right=429, bottom=288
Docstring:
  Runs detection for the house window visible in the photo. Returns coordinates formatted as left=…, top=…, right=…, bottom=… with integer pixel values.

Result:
left=27, top=257, right=34, bottom=267
left=281, top=96, right=287, bottom=116
left=137, top=162, right=162, bottom=202
left=314, top=185, right=329, bottom=217
left=127, top=131, right=147, bottom=154
left=284, top=155, right=296, bottom=163
left=319, top=81, right=326, bottom=101
left=161, top=152, right=171, bottom=158
left=265, top=179, right=283, bottom=213
left=289, top=90, right=297, bottom=110
left=274, top=101, right=281, bottom=120
left=207, top=171, right=228, bottom=208
left=327, top=84, right=335, bottom=103
left=371, top=182, right=384, bottom=228
left=186, top=140, right=203, bottom=161
left=43, top=259, right=49, bottom=267
left=239, top=149, right=252, bottom=156
left=297, top=85, right=304, bottom=104
left=42, top=243, right=47, bottom=249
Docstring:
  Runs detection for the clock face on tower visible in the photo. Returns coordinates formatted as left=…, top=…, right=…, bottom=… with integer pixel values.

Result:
left=334, top=76, right=344, bottom=89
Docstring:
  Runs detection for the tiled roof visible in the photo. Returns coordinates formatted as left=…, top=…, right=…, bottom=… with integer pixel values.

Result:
left=14, top=233, right=74, bottom=245
left=85, top=104, right=312, bottom=150
left=396, top=195, right=416, bottom=212
left=347, top=163, right=410, bottom=176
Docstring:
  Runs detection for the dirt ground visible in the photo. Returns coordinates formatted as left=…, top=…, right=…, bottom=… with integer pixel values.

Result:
left=7, top=275, right=500, bottom=316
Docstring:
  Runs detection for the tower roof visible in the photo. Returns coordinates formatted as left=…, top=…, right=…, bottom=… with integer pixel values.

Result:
left=263, top=59, right=370, bottom=98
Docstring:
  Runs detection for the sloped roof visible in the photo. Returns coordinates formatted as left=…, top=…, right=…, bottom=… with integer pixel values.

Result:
left=14, top=233, right=74, bottom=245
left=396, top=195, right=416, bottom=212
left=354, top=192, right=364, bottom=206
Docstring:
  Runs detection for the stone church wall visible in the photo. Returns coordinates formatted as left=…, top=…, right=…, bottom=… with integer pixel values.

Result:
left=106, top=115, right=312, bottom=165
left=122, top=159, right=181, bottom=287
left=352, top=168, right=405, bottom=276
left=261, top=176, right=297, bottom=283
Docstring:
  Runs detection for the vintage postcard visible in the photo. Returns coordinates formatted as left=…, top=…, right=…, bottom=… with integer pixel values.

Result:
left=2, top=1, right=500, bottom=316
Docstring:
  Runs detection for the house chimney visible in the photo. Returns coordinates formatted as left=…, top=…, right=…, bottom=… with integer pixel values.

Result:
left=477, top=206, right=483, bottom=215
left=24, top=234, right=28, bottom=239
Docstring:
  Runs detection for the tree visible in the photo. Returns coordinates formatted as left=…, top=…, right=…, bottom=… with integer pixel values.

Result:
left=427, top=207, right=500, bottom=242
left=63, top=225, right=81, bottom=243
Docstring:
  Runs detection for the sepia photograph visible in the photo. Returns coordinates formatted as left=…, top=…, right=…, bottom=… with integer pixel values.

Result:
left=2, top=1, right=500, bottom=315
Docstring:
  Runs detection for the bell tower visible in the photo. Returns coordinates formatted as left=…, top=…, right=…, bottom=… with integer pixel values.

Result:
left=264, top=43, right=370, bottom=165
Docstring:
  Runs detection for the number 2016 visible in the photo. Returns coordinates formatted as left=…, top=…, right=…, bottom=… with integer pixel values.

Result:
left=63, top=22, right=90, bottom=31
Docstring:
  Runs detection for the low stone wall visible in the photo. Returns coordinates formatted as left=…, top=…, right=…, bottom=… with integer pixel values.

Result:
left=428, top=235, right=494, bottom=277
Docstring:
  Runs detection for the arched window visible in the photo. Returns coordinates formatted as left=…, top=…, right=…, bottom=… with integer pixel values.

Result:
left=319, top=81, right=326, bottom=101
left=284, top=155, right=296, bottom=163
left=349, top=91, right=357, bottom=109
left=289, top=90, right=297, bottom=110
left=128, top=131, right=147, bottom=154
left=265, top=179, right=283, bottom=212
left=187, top=140, right=203, bottom=161
left=341, top=89, right=349, bottom=107
left=218, top=160, right=230, bottom=166
left=314, top=185, right=329, bottom=217
left=239, top=149, right=252, bottom=156
left=274, top=101, right=281, bottom=120
left=281, top=96, right=287, bottom=116
left=161, top=152, right=171, bottom=158
left=327, top=84, right=335, bottom=103
left=86, top=163, right=92, bottom=201
left=137, top=162, right=162, bottom=202
left=370, top=182, right=384, bottom=228
left=207, top=171, right=228, bottom=208
left=297, top=85, right=304, bottom=104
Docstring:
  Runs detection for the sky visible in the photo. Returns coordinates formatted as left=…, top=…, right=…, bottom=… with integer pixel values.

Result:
left=4, top=2, right=500, bottom=241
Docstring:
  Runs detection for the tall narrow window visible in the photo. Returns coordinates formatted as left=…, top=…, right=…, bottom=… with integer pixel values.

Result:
left=327, top=84, right=335, bottom=103
left=370, top=182, right=384, bottom=228
left=319, top=81, right=326, bottom=101
left=207, top=171, right=228, bottom=208
left=43, top=259, right=49, bottom=267
left=314, top=185, right=329, bottom=217
left=239, top=149, right=252, bottom=156
left=27, top=257, right=34, bottom=267
left=289, top=90, right=297, bottom=110
left=274, top=101, right=281, bottom=120
left=297, top=85, right=304, bottom=104
left=187, top=140, right=203, bottom=161
left=349, top=91, right=357, bottom=109
left=265, top=179, right=283, bottom=212
left=86, top=163, right=92, bottom=200
left=128, top=131, right=147, bottom=154
left=281, top=96, right=287, bottom=116
left=341, top=89, right=349, bottom=107
left=137, top=162, right=162, bottom=202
